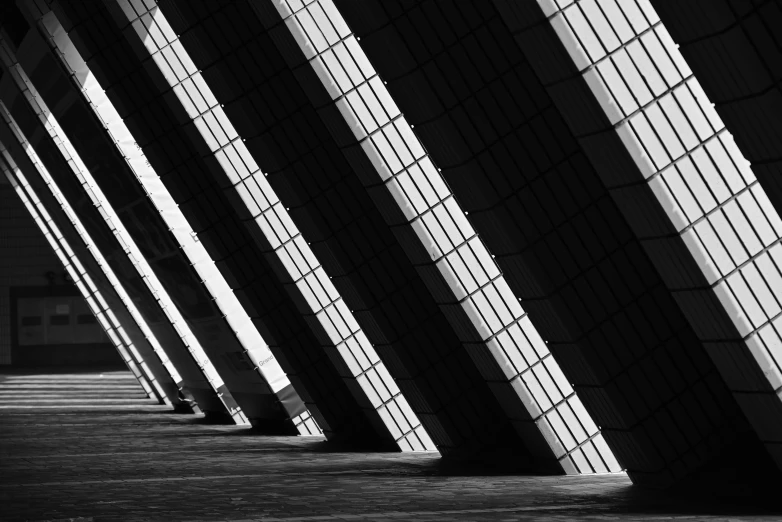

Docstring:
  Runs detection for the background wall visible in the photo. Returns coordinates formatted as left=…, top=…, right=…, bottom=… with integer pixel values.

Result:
left=0, top=183, right=116, bottom=365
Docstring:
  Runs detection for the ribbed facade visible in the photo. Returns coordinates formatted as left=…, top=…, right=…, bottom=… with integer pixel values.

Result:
left=0, top=0, right=779, bottom=488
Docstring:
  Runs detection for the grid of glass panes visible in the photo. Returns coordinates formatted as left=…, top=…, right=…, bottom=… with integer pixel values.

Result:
left=544, top=0, right=782, bottom=407
left=648, top=2, right=782, bottom=170
left=148, top=0, right=542, bottom=456
left=0, top=53, right=246, bottom=424
left=0, top=149, right=159, bottom=399
left=34, top=12, right=306, bottom=420
left=292, top=409, right=321, bottom=435
left=275, top=0, right=615, bottom=470
left=113, top=0, right=431, bottom=451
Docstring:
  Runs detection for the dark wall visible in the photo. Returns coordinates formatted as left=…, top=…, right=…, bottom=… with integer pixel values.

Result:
left=0, top=184, right=119, bottom=366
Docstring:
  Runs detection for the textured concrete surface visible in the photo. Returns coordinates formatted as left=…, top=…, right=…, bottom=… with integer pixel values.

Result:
left=0, top=368, right=780, bottom=521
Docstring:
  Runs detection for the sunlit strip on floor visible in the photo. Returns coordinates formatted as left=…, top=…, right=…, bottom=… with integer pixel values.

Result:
left=0, top=154, right=159, bottom=400
left=0, top=95, right=244, bottom=424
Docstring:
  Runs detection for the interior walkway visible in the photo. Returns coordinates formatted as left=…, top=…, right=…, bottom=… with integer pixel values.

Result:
left=0, top=368, right=780, bottom=521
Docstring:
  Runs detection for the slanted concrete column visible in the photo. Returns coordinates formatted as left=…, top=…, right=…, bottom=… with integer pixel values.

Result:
left=0, top=133, right=165, bottom=402
left=650, top=1, right=782, bottom=220
left=0, top=40, right=232, bottom=420
left=164, top=0, right=615, bottom=472
left=33, top=0, right=391, bottom=441
left=493, top=0, right=782, bottom=485
left=0, top=26, right=312, bottom=429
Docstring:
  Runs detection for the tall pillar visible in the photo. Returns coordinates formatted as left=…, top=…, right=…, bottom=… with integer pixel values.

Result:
left=335, top=0, right=758, bottom=486
left=0, top=28, right=309, bottom=428
left=650, top=1, right=782, bottom=218
left=0, top=102, right=185, bottom=406
left=492, top=0, right=782, bottom=485
left=0, top=146, right=162, bottom=401
left=132, top=0, right=617, bottom=471
left=98, top=0, right=444, bottom=452
left=21, top=0, right=399, bottom=442
left=0, top=51, right=232, bottom=419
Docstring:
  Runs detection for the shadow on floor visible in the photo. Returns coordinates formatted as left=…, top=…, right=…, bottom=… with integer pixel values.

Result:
left=2, top=367, right=781, bottom=521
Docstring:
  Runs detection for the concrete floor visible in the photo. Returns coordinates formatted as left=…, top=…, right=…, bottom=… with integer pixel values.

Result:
left=0, top=368, right=780, bottom=521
